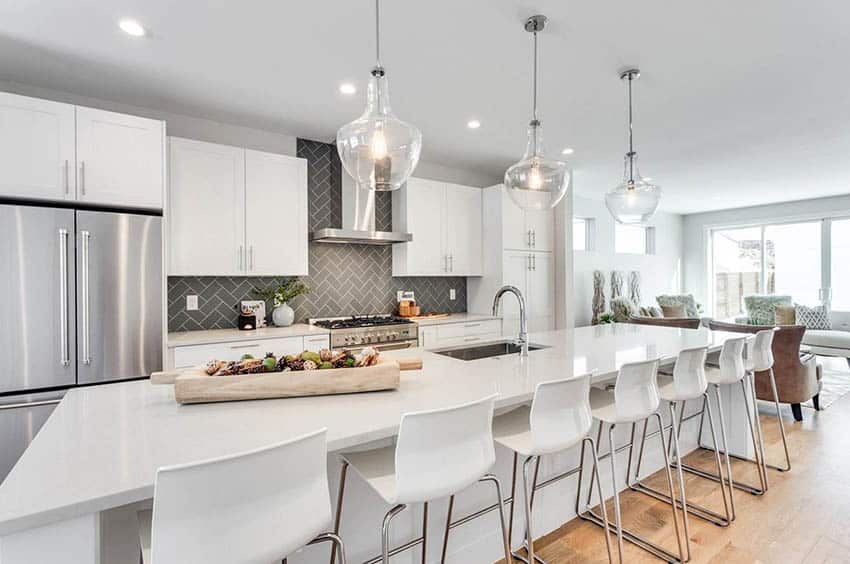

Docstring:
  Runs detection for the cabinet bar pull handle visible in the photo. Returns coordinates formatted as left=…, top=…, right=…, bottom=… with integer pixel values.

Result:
left=59, top=229, right=70, bottom=366
left=449, top=254, right=453, bottom=273
left=80, top=161, right=86, bottom=196
left=230, top=343, right=261, bottom=350
left=532, top=229, right=536, bottom=248
left=249, top=246, right=254, bottom=270
left=238, top=245, right=243, bottom=271
left=64, top=160, right=69, bottom=195
left=533, top=254, right=537, bottom=271
left=81, top=230, right=91, bottom=365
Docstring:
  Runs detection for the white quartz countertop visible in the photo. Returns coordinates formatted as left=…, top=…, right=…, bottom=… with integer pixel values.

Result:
left=167, top=324, right=330, bottom=347
left=0, top=324, right=741, bottom=536
left=411, top=313, right=501, bottom=327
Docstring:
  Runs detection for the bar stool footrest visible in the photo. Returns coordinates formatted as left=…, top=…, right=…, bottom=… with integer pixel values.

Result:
left=579, top=508, right=681, bottom=563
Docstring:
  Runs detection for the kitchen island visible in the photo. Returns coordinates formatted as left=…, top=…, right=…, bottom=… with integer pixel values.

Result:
left=0, top=325, right=753, bottom=564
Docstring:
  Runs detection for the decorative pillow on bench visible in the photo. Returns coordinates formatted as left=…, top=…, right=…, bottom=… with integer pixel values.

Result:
left=795, top=304, right=832, bottom=330
left=743, top=295, right=792, bottom=325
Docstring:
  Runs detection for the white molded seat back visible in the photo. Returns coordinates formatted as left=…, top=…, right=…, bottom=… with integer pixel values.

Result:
left=747, top=329, right=776, bottom=372
left=614, top=359, right=661, bottom=422
left=394, top=395, right=496, bottom=504
left=671, top=346, right=709, bottom=398
left=529, top=373, right=593, bottom=454
left=716, top=337, right=747, bottom=384
left=151, top=429, right=330, bottom=564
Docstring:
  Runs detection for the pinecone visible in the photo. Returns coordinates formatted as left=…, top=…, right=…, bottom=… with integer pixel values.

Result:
left=288, top=359, right=305, bottom=371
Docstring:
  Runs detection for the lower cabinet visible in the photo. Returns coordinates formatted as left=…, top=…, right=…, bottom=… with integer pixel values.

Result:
left=418, top=319, right=502, bottom=350
left=171, top=334, right=330, bottom=369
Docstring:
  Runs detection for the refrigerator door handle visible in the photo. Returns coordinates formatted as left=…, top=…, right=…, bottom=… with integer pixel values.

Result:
left=59, top=229, right=70, bottom=366
left=81, top=230, right=92, bottom=365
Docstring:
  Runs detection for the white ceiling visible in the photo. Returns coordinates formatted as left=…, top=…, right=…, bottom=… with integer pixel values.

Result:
left=1, top=0, right=849, bottom=214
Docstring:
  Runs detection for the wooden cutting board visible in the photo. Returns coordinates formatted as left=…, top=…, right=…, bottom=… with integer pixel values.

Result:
left=151, top=357, right=422, bottom=405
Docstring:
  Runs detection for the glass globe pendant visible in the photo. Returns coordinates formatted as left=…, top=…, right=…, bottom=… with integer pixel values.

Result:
left=605, top=69, right=661, bottom=224
left=336, top=0, right=422, bottom=191
left=504, top=15, right=569, bottom=211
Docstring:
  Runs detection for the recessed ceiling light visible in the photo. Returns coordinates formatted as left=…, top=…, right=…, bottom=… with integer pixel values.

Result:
left=561, top=147, right=574, bottom=155
left=339, top=83, right=357, bottom=95
left=467, top=119, right=481, bottom=129
left=119, top=19, right=146, bottom=37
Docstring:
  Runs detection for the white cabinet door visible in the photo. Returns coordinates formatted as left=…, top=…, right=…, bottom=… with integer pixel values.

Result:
left=404, top=178, right=446, bottom=274
left=501, top=186, right=528, bottom=250
left=245, top=150, right=308, bottom=275
left=168, top=138, right=245, bottom=275
left=76, top=107, right=164, bottom=209
left=445, top=183, right=482, bottom=275
left=0, top=93, right=75, bottom=201
left=528, top=252, right=555, bottom=322
left=501, top=251, right=530, bottom=319
left=526, top=209, right=554, bottom=252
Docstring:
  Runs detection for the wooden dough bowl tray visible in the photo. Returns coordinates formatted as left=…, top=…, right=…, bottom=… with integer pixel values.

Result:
left=151, top=357, right=422, bottom=405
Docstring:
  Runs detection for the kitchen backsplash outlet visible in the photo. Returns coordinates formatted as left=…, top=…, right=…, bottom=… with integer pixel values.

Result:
left=167, top=139, right=468, bottom=332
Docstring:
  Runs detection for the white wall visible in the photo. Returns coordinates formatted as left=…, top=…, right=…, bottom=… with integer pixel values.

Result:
left=682, top=193, right=850, bottom=324
left=573, top=195, right=684, bottom=326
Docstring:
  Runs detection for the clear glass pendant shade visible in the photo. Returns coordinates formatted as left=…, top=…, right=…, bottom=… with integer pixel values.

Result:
left=337, top=70, right=422, bottom=191
left=505, top=121, right=570, bottom=210
left=604, top=154, right=661, bottom=224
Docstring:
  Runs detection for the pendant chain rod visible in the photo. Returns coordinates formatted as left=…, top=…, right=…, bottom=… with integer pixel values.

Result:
left=627, top=72, right=635, bottom=183
left=375, top=0, right=382, bottom=68
left=532, top=31, right=539, bottom=122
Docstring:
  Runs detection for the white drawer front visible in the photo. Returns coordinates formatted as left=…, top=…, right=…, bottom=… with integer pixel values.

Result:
left=173, top=336, right=305, bottom=368
left=303, top=334, right=331, bottom=351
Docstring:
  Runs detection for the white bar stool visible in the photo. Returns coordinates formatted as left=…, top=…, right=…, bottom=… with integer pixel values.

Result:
left=331, top=395, right=512, bottom=564
left=628, top=346, right=731, bottom=562
left=681, top=335, right=769, bottom=498
left=492, top=373, right=614, bottom=564
left=746, top=328, right=791, bottom=473
left=584, top=358, right=686, bottom=564
left=137, top=429, right=345, bottom=564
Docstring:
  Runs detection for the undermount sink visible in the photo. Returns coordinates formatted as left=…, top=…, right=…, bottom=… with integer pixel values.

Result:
left=433, top=340, right=549, bottom=361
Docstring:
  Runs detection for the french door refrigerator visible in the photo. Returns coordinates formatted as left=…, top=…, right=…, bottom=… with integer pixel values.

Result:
left=0, top=203, right=162, bottom=480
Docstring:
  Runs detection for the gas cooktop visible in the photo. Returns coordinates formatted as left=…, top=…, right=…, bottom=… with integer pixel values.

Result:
left=312, top=315, right=415, bottom=330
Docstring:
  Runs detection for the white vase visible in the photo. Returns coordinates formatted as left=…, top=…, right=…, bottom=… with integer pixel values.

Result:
left=272, top=303, right=295, bottom=327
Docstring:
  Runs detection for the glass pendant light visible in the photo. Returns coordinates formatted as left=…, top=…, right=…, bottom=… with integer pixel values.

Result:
left=605, top=69, right=661, bottom=224
left=504, top=15, right=569, bottom=211
left=336, top=0, right=422, bottom=191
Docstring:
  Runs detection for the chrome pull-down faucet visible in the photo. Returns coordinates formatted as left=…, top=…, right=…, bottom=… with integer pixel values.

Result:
left=492, top=285, right=529, bottom=357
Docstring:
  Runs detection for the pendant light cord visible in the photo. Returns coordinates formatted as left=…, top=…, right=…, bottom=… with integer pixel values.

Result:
left=628, top=72, right=635, bottom=181
left=532, top=31, right=539, bottom=123
left=374, top=0, right=383, bottom=71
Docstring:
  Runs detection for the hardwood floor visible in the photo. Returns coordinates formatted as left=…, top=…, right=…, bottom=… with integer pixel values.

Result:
left=499, top=374, right=850, bottom=563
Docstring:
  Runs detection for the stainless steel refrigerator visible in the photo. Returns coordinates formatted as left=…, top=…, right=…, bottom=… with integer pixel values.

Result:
left=0, top=203, right=162, bottom=480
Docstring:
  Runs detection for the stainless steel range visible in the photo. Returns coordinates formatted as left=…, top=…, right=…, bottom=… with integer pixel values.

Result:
left=310, top=315, right=418, bottom=351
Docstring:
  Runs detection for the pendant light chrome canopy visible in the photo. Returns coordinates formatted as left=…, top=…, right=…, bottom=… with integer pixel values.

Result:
left=605, top=69, right=661, bottom=224
left=504, top=15, right=570, bottom=211
left=336, top=0, right=422, bottom=191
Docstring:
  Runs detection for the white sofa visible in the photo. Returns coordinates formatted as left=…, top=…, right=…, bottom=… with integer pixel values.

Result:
left=802, top=330, right=850, bottom=368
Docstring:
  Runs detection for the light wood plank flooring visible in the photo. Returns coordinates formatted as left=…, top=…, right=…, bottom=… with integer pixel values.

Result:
left=499, top=364, right=850, bottom=564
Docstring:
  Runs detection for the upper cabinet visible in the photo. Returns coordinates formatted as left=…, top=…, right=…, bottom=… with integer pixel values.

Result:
left=501, top=187, right=554, bottom=252
left=0, top=92, right=164, bottom=209
left=168, top=138, right=308, bottom=277
left=76, top=107, right=164, bottom=209
left=392, top=177, right=483, bottom=276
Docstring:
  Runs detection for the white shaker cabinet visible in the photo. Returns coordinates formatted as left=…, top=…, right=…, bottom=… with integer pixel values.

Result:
left=501, top=188, right=554, bottom=252
left=393, top=177, right=483, bottom=276
left=168, top=138, right=246, bottom=275
left=500, top=251, right=554, bottom=335
left=0, top=93, right=76, bottom=201
left=75, top=107, right=165, bottom=209
left=168, top=138, right=308, bottom=276
left=245, top=149, right=308, bottom=276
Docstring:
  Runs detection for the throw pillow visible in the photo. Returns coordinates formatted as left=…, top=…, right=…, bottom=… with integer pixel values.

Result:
left=743, top=295, right=792, bottom=325
left=661, top=304, right=687, bottom=318
left=648, top=306, right=663, bottom=318
left=774, top=305, right=796, bottom=326
left=795, top=304, right=831, bottom=330
left=610, top=297, right=637, bottom=322
left=656, top=294, right=699, bottom=317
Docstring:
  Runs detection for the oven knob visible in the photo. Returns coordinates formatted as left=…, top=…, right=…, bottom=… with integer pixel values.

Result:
left=389, top=332, right=398, bottom=340
left=352, top=335, right=362, bottom=345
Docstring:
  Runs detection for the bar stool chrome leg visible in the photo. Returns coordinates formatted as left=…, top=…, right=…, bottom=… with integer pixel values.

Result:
left=767, top=368, right=792, bottom=472
left=382, top=504, right=408, bottom=563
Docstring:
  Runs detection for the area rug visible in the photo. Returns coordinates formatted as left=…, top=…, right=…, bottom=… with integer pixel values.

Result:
left=804, top=357, right=850, bottom=410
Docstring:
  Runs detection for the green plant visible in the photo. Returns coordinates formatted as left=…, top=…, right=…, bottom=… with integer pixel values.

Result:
left=253, top=278, right=310, bottom=308
left=598, top=311, right=615, bottom=324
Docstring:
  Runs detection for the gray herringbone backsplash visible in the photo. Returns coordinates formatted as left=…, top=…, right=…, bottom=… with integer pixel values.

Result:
left=167, top=139, right=467, bottom=332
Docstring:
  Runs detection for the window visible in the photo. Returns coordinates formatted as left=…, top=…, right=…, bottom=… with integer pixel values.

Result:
left=832, top=219, right=850, bottom=310
left=573, top=217, right=594, bottom=251
left=711, top=220, right=826, bottom=318
left=615, top=223, right=654, bottom=255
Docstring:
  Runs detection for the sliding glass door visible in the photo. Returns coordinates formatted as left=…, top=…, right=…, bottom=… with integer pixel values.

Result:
left=711, top=220, right=829, bottom=318
left=832, top=219, right=850, bottom=311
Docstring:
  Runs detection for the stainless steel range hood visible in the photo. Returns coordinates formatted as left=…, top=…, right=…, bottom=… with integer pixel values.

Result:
left=311, top=170, right=412, bottom=245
